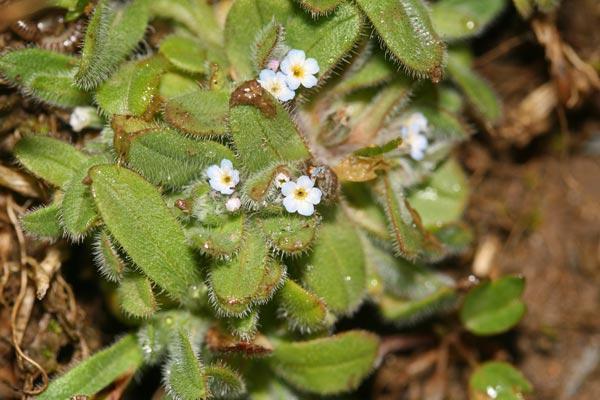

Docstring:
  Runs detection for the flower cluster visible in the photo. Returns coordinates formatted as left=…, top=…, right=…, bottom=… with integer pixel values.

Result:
left=206, top=160, right=322, bottom=216
left=206, top=159, right=241, bottom=212
left=400, top=112, right=429, bottom=161
left=258, top=49, right=319, bottom=102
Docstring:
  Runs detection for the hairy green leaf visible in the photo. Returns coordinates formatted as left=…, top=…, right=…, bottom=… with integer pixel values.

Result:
left=253, top=20, right=286, bottom=75
left=276, top=278, right=327, bottom=331
left=379, top=290, right=458, bottom=325
left=343, top=182, right=389, bottom=241
left=470, top=362, right=532, bottom=400
left=332, top=50, right=397, bottom=96
left=225, top=0, right=294, bottom=80
left=28, top=74, right=92, bottom=108
left=159, top=36, right=207, bottom=73
left=61, top=155, right=110, bottom=239
left=460, top=276, right=526, bottom=336
left=407, top=158, right=468, bottom=228
left=14, top=136, right=88, bottom=188
left=150, top=0, right=223, bottom=49
left=206, top=363, right=247, bottom=399
left=447, top=49, right=502, bottom=123
left=302, top=208, right=366, bottom=314
left=355, top=0, right=445, bottom=82
left=76, top=0, right=151, bottom=89
left=240, top=164, right=290, bottom=205
left=126, top=127, right=236, bottom=188
left=296, top=0, right=343, bottom=15
left=164, top=90, right=230, bottom=136
left=93, top=230, right=125, bottom=282
left=253, top=258, right=285, bottom=304
left=430, top=0, right=506, bottom=40
left=119, top=268, right=158, bottom=318
left=253, top=21, right=286, bottom=73
left=21, top=204, right=63, bottom=239
left=36, top=334, right=143, bottom=400
left=96, top=56, right=166, bottom=116
left=159, top=72, right=198, bottom=98
left=260, top=213, right=318, bottom=255
left=431, top=222, right=474, bottom=254
left=229, top=81, right=311, bottom=172
left=379, top=174, right=443, bottom=261
left=347, top=77, right=413, bottom=144
left=209, top=227, right=271, bottom=316
left=285, top=2, right=363, bottom=81
left=227, top=309, right=259, bottom=341
left=366, top=240, right=448, bottom=300
left=415, top=105, right=471, bottom=141
left=0, top=49, right=77, bottom=86
left=137, top=310, right=207, bottom=365
left=89, top=165, right=202, bottom=301
left=270, top=331, right=379, bottom=395
left=187, top=214, right=245, bottom=257
left=164, top=332, right=207, bottom=400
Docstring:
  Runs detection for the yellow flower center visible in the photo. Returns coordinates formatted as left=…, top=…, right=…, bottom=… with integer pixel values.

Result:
left=270, top=83, right=281, bottom=93
left=222, top=175, right=232, bottom=185
left=292, top=66, right=303, bottom=78
left=294, top=188, right=307, bottom=200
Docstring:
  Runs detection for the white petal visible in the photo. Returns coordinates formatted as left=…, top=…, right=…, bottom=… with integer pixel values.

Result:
left=410, top=112, right=427, bottom=129
left=286, top=49, right=306, bottom=64
left=285, top=75, right=301, bottom=90
left=280, top=57, right=292, bottom=75
left=411, top=149, right=425, bottom=161
left=277, top=86, right=296, bottom=101
left=306, top=188, right=322, bottom=204
left=274, top=71, right=288, bottom=84
left=206, top=165, right=222, bottom=180
left=231, top=170, right=240, bottom=185
left=297, top=201, right=314, bottom=216
left=304, top=58, right=320, bottom=74
left=220, top=159, right=233, bottom=170
left=283, top=196, right=298, bottom=213
left=210, top=179, right=234, bottom=194
left=296, top=175, right=314, bottom=189
left=281, top=181, right=297, bottom=196
left=259, top=69, right=275, bottom=82
left=413, top=134, right=428, bottom=149
left=300, top=74, right=318, bottom=89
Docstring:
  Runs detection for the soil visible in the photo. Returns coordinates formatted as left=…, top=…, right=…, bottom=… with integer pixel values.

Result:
left=1, top=1, right=600, bottom=399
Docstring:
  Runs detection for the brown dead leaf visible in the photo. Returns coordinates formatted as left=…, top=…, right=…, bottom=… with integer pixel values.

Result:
left=333, top=156, right=389, bottom=182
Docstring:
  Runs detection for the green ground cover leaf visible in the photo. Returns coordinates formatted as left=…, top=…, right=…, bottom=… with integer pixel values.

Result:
left=470, top=362, right=532, bottom=400
left=89, top=165, right=202, bottom=301
left=460, top=276, right=526, bottom=336
left=37, top=334, right=143, bottom=400
left=14, top=136, right=88, bottom=188
left=302, top=208, right=366, bottom=314
left=270, top=331, right=379, bottom=394
left=164, top=90, right=230, bottom=136
left=76, top=0, right=150, bottom=89
left=118, top=268, right=158, bottom=318
left=96, top=56, right=166, bottom=116
left=430, top=0, right=506, bottom=40
left=20, top=204, right=63, bottom=239
left=276, top=278, right=327, bottom=331
left=355, top=0, right=445, bottom=82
